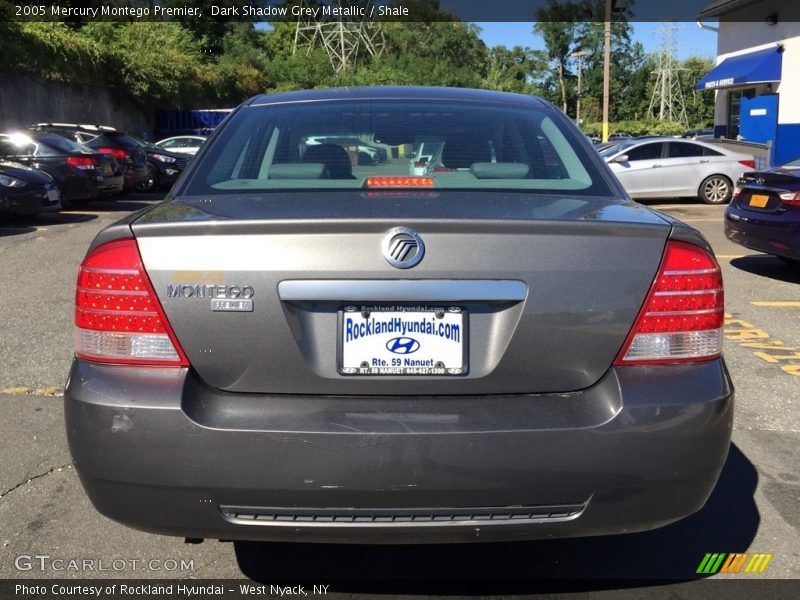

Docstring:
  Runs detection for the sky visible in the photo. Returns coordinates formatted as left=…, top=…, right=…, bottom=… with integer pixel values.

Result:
left=474, top=21, right=718, bottom=60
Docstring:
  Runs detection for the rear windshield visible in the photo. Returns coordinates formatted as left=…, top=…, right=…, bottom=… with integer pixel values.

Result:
left=102, top=132, right=141, bottom=149
left=35, top=134, right=93, bottom=154
left=184, top=100, right=613, bottom=196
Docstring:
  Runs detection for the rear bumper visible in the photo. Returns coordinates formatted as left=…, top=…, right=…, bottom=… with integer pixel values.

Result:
left=123, top=166, right=149, bottom=190
left=0, top=186, right=61, bottom=216
left=725, top=205, right=800, bottom=260
left=98, top=173, right=124, bottom=195
left=60, top=172, right=101, bottom=201
left=65, top=358, right=733, bottom=544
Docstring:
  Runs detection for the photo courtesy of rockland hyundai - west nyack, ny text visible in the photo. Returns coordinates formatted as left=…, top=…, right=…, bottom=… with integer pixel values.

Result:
left=0, top=1, right=798, bottom=599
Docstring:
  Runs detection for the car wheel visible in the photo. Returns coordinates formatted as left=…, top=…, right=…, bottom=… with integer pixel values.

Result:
left=136, top=165, right=159, bottom=192
left=699, top=175, right=732, bottom=204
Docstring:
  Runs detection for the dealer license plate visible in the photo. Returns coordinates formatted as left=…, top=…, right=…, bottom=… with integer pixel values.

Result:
left=749, top=193, right=769, bottom=208
left=103, top=163, right=112, bottom=175
left=340, top=306, right=466, bottom=376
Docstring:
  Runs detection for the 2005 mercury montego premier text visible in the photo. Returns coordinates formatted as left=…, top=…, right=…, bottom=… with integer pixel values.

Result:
left=65, top=87, right=733, bottom=544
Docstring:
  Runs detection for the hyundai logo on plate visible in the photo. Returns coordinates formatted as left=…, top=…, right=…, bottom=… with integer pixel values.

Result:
left=386, top=337, right=420, bottom=354
left=382, top=227, right=425, bottom=269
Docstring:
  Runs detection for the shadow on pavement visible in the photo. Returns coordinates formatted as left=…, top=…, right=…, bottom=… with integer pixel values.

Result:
left=234, top=443, right=758, bottom=593
left=730, top=255, right=800, bottom=284
left=0, top=223, right=36, bottom=237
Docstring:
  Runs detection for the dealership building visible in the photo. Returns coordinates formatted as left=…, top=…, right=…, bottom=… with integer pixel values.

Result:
left=698, top=0, right=800, bottom=166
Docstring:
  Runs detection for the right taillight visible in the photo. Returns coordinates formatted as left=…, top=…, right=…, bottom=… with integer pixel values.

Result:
left=778, top=191, right=800, bottom=207
left=75, top=238, right=188, bottom=366
left=614, top=241, right=723, bottom=365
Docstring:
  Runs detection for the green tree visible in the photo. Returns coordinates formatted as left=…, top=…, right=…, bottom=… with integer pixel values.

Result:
left=681, top=56, right=716, bottom=127
left=486, top=45, right=548, bottom=94
left=533, top=0, right=584, bottom=112
left=81, top=22, right=202, bottom=107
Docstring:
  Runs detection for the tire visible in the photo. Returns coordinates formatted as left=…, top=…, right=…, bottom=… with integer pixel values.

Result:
left=136, top=165, right=159, bottom=193
left=698, top=174, right=733, bottom=205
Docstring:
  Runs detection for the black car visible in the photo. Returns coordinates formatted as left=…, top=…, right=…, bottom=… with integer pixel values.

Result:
left=129, top=136, right=189, bottom=192
left=0, top=132, right=123, bottom=203
left=726, top=160, right=800, bottom=264
left=0, top=160, right=61, bottom=217
left=28, top=124, right=148, bottom=192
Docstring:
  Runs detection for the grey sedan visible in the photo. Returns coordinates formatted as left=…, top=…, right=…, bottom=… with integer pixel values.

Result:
left=65, top=87, right=733, bottom=544
left=602, top=137, right=755, bottom=204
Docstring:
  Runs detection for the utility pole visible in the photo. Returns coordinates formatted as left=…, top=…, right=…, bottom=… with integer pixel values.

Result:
left=572, top=49, right=591, bottom=126
left=602, top=0, right=611, bottom=142
left=647, top=23, right=689, bottom=126
left=293, top=0, right=385, bottom=74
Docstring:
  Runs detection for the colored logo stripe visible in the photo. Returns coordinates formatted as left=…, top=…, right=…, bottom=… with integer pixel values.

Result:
left=697, top=552, right=773, bottom=574
left=697, top=553, right=727, bottom=574
left=745, top=553, right=773, bottom=573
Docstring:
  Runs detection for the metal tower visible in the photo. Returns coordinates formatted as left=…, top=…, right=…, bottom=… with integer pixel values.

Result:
left=293, top=0, right=386, bottom=74
left=648, top=23, right=688, bottom=125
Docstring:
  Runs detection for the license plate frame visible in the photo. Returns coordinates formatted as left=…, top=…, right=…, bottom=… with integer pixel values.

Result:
left=749, top=193, right=769, bottom=208
left=46, top=189, right=60, bottom=202
left=338, top=305, right=468, bottom=376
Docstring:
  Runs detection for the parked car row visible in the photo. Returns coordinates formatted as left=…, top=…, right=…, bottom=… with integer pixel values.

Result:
left=0, top=124, right=206, bottom=218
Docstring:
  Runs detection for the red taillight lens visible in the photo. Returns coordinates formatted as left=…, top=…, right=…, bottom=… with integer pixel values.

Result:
left=66, top=156, right=98, bottom=169
left=778, top=191, right=800, bottom=207
left=614, top=241, right=723, bottom=365
left=75, top=238, right=188, bottom=366
left=365, top=176, right=434, bottom=188
left=739, top=159, right=756, bottom=169
left=98, top=147, right=128, bottom=161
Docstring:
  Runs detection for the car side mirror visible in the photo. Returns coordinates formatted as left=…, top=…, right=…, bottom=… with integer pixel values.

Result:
left=613, top=154, right=629, bottom=163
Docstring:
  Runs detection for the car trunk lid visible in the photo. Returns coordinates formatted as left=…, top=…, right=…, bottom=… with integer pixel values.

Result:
left=132, top=192, right=671, bottom=395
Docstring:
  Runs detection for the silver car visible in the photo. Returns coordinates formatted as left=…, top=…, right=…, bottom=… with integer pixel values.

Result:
left=154, top=135, right=207, bottom=156
left=65, top=87, right=733, bottom=544
left=601, top=137, right=755, bottom=204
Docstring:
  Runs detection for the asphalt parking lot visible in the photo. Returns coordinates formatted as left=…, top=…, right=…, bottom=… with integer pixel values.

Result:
left=0, top=194, right=798, bottom=591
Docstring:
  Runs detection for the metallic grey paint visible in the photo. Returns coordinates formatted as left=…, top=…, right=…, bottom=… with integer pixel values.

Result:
left=66, top=87, right=734, bottom=543
left=65, top=358, right=733, bottom=543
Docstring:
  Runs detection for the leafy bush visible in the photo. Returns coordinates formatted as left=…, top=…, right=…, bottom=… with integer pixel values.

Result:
left=582, top=120, right=686, bottom=137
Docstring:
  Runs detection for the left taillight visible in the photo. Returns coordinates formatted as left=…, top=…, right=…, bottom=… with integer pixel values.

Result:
left=739, top=159, right=756, bottom=169
left=614, top=240, right=724, bottom=365
left=75, top=238, right=188, bottom=366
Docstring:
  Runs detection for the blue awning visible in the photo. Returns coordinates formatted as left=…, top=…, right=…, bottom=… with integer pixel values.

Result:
left=695, top=46, right=783, bottom=90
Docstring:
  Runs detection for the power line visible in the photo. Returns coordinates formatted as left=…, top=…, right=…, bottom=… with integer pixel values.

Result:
left=647, top=23, right=688, bottom=126
left=293, top=0, right=385, bottom=74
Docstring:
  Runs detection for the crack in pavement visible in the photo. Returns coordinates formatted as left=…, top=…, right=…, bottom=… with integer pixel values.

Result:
left=0, top=463, right=73, bottom=499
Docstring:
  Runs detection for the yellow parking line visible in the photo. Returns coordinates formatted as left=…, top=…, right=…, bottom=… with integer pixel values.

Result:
left=751, top=301, right=800, bottom=307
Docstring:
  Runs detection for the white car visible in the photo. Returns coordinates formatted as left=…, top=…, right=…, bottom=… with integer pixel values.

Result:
left=154, top=135, right=207, bottom=156
left=600, top=137, right=756, bottom=204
